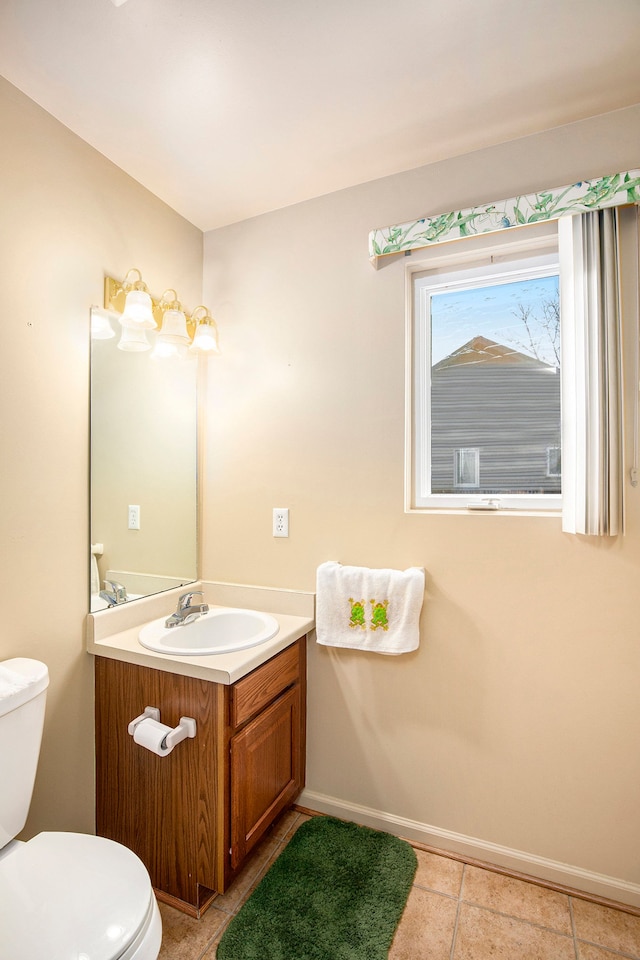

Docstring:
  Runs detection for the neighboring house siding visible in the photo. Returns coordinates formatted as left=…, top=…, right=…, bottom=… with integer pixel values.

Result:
left=431, top=365, right=561, bottom=494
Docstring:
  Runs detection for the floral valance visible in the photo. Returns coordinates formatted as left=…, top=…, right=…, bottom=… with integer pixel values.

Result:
left=368, top=169, right=640, bottom=267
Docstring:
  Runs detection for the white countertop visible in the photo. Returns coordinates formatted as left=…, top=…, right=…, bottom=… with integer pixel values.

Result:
left=86, top=581, right=315, bottom=684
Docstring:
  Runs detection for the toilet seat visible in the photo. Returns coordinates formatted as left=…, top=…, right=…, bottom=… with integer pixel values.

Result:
left=0, top=832, right=161, bottom=960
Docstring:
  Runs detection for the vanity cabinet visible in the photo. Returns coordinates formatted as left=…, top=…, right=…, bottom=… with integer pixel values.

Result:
left=94, top=637, right=306, bottom=916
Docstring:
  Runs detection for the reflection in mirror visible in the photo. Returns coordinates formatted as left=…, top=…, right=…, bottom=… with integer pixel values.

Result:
left=90, top=307, right=198, bottom=612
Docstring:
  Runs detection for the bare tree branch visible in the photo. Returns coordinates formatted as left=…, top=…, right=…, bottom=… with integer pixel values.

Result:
left=507, top=290, right=560, bottom=367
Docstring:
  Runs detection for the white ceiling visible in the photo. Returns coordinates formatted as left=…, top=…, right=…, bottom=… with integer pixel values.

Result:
left=1, top=0, right=640, bottom=231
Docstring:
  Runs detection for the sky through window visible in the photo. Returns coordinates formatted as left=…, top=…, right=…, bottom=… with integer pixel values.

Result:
left=431, top=274, right=560, bottom=367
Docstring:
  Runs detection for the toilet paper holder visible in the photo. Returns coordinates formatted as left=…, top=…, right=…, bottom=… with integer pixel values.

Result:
left=128, top=706, right=197, bottom=754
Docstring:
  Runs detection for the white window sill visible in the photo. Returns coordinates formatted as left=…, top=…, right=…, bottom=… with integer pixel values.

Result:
left=405, top=505, right=562, bottom=518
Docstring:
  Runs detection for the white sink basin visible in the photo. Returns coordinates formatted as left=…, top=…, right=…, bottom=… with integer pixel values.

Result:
left=138, top=607, right=280, bottom=656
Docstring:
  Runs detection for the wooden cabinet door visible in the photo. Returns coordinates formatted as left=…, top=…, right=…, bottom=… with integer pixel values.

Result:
left=95, top=657, right=223, bottom=909
left=229, top=683, right=302, bottom=869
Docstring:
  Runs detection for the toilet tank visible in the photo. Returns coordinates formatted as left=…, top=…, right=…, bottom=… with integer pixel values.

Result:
left=0, top=659, right=49, bottom=850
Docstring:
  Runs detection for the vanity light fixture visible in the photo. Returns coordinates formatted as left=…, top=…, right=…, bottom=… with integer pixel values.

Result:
left=105, top=270, right=167, bottom=331
left=152, top=290, right=191, bottom=359
left=190, top=306, right=221, bottom=354
left=104, top=270, right=221, bottom=357
left=119, top=269, right=156, bottom=329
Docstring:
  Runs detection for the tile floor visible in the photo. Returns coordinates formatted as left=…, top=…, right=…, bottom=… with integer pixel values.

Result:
left=157, top=811, right=640, bottom=960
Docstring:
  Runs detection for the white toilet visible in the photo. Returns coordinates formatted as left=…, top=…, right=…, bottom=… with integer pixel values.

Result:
left=0, top=658, right=162, bottom=960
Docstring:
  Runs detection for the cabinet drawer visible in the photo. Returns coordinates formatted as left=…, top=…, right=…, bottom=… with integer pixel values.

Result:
left=231, top=642, right=300, bottom=729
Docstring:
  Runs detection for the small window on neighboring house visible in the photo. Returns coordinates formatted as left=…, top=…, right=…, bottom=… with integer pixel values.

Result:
left=454, top=448, right=479, bottom=487
left=547, top=446, right=561, bottom=477
left=409, top=227, right=561, bottom=511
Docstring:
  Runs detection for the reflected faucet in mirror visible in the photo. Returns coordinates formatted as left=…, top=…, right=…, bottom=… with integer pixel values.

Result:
left=99, top=580, right=128, bottom=607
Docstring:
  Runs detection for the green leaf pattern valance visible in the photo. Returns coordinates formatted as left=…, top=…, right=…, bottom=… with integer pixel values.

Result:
left=368, top=169, right=640, bottom=266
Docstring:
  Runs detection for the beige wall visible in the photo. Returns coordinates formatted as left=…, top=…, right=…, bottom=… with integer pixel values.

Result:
left=0, top=77, right=202, bottom=837
left=202, top=105, right=640, bottom=890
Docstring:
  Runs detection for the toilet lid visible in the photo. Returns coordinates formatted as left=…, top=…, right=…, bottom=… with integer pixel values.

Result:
left=0, top=832, right=154, bottom=960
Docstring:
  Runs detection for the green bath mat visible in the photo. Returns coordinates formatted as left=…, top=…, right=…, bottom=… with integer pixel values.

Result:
left=217, top=816, right=417, bottom=960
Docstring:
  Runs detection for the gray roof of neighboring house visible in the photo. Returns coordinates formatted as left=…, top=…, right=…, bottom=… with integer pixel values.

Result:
left=432, top=336, right=554, bottom=372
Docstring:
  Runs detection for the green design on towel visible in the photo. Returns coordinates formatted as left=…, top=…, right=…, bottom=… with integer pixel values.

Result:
left=370, top=599, right=389, bottom=631
left=349, top=598, right=366, bottom=629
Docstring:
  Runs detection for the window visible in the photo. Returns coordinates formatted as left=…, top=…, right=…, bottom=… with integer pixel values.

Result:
left=546, top=446, right=561, bottom=478
left=409, top=230, right=561, bottom=511
left=454, top=448, right=479, bottom=487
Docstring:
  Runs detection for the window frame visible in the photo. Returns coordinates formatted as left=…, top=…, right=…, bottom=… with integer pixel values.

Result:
left=405, top=225, right=562, bottom=514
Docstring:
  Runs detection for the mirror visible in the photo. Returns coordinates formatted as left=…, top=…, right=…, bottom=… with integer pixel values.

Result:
left=90, top=307, right=198, bottom=611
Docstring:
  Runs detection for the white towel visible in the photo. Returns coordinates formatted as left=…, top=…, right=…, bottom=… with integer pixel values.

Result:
left=316, top=561, right=425, bottom=654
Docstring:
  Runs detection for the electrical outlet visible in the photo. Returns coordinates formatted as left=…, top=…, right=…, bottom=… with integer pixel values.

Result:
left=273, top=507, right=289, bottom=538
left=128, top=504, right=140, bottom=530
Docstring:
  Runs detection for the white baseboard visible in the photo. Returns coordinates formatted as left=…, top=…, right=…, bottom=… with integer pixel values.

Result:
left=298, top=789, right=640, bottom=909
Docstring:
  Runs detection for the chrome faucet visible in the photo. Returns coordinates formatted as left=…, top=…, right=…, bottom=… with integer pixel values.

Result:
left=165, top=591, right=209, bottom=629
left=99, top=580, right=128, bottom=607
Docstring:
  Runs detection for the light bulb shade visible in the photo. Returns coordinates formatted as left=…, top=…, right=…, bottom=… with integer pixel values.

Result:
left=91, top=310, right=116, bottom=340
left=158, top=308, right=190, bottom=344
left=121, top=289, right=156, bottom=328
left=190, top=319, right=220, bottom=353
left=117, top=325, right=151, bottom=352
left=151, top=339, right=188, bottom=360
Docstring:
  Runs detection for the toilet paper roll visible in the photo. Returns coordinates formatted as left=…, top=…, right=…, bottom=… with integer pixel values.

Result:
left=133, top=718, right=174, bottom=756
